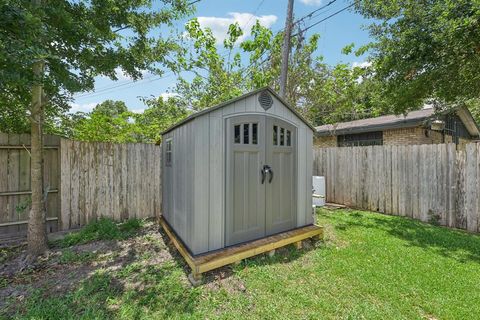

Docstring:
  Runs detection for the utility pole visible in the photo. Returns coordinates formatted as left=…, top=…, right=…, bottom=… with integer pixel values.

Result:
left=279, top=0, right=294, bottom=98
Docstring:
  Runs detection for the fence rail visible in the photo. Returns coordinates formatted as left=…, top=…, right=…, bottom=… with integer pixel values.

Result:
left=313, top=143, right=480, bottom=233
left=0, top=134, right=60, bottom=237
left=0, top=134, right=162, bottom=238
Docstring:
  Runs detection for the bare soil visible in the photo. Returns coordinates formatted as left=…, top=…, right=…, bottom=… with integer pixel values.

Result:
left=0, top=222, right=245, bottom=316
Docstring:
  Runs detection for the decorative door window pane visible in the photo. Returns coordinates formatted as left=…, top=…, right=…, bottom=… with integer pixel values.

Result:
left=280, top=128, right=285, bottom=146
left=286, top=130, right=291, bottom=146
left=243, top=123, right=249, bottom=144
left=273, top=125, right=278, bottom=145
left=252, top=123, right=258, bottom=144
left=234, top=125, right=241, bottom=143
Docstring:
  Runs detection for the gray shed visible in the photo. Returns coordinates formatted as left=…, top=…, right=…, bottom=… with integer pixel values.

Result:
left=161, top=87, right=315, bottom=256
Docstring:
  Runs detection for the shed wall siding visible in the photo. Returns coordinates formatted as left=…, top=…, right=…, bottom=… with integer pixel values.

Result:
left=162, top=121, right=195, bottom=250
left=166, top=91, right=314, bottom=255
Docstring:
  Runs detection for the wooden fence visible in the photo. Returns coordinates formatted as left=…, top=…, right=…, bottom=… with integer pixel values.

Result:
left=314, top=143, right=480, bottom=233
left=60, top=140, right=162, bottom=231
left=0, top=134, right=161, bottom=238
left=0, top=134, right=61, bottom=237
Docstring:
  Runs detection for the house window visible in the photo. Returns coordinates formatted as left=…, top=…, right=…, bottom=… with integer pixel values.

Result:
left=444, top=115, right=472, bottom=144
left=337, top=131, right=383, bottom=147
left=165, top=139, right=172, bottom=166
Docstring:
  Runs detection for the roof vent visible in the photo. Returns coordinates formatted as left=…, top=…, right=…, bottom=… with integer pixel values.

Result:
left=258, top=90, right=273, bottom=111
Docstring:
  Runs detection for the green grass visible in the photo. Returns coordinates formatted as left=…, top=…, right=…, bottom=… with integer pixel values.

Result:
left=9, top=209, right=480, bottom=319
left=59, top=217, right=144, bottom=247
left=58, top=248, right=98, bottom=264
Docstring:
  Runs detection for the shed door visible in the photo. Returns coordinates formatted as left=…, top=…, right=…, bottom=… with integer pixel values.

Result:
left=226, top=116, right=266, bottom=246
left=226, top=115, right=297, bottom=246
left=266, top=117, right=297, bottom=235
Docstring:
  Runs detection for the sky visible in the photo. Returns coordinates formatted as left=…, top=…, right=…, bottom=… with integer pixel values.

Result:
left=71, top=0, right=374, bottom=114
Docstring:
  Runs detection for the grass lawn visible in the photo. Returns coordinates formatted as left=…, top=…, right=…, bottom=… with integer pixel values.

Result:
left=2, top=209, right=480, bottom=319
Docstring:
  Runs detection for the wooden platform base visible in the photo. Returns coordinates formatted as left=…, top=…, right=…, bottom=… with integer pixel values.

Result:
left=159, top=217, right=324, bottom=285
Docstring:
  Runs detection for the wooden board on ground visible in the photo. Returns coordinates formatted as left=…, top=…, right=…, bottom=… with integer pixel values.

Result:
left=159, top=216, right=324, bottom=279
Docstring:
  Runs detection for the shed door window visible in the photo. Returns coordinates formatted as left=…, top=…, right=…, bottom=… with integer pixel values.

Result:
left=165, top=139, right=172, bottom=166
left=234, top=123, right=258, bottom=145
left=273, top=125, right=292, bottom=146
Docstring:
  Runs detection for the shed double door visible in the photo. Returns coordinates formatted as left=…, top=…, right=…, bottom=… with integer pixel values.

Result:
left=226, top=115, right=297, bottom=246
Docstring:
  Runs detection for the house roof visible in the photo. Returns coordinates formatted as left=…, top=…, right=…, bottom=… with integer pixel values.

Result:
left=161, top=87, right=316, bottom=135
left=316, top=107, right=480, bottom=137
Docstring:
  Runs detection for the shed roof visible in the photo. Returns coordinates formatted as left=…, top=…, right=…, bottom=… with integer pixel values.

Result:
left=162, top=87, right=316, bottom=135
left=316, top=107, right=480, bottom=137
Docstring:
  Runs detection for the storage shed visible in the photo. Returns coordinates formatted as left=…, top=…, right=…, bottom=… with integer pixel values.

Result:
left=161, top=87, right=316, bottom=256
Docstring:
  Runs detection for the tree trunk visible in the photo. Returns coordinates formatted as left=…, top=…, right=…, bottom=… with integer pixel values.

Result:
left=27, top=59, right=48, bottom=257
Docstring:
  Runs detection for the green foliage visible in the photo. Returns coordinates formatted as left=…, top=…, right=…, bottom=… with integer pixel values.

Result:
left=0, top=0, right=192, bottom=131
left=175, top=19, right=390, bottom=126
left=72, top=110, right=141, bottom=143
left=15, top=197, right=31, bottom=215
left=56, top=97, right=189, bottom=144
left=355, top=0, right=480, bottom=112
left=91, top=100, right=129, bottom=118
left=60, top=218, right=143, bottom=247
left=134, top=95, right=190, bottom=143
left=174, top=18, right=246, bottom=110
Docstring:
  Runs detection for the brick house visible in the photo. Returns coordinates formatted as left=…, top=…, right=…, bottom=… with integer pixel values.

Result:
left=315, top=106, right=480, bottom=148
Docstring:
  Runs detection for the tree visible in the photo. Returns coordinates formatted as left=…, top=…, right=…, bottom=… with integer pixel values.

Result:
left=67, top=100, right=141, bottom=143
left=91, top=100, right=129, bottom=118
left=175, top=19, right=388, bottom=126
left=355, top=0, right=480, bottom=112
left=173, top=19, right=246, bottom=110
left=135, top=95, right=190, bottom=143
left=0, top=0, right=191, bottom=259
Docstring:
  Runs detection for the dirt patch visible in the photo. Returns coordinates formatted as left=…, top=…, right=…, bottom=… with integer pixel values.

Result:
left=203, top=266, right=247, bottom=294
left=0, top=222, right=174, bottom=316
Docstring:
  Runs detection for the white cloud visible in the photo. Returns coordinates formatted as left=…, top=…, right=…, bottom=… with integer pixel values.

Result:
left=131, top=108, right=145, bottom=114
left=159, top=92, right=178, bottom=100
left=299, top=0, right=322, bottom=6
left=352, top=61, right=372, bottom=69
left=68, top=102, right=98, bottom=113
left=197, top=12, right=277, bottom=44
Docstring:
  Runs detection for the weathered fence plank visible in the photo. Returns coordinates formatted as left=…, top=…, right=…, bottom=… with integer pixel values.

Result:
left=314, top=143, right=480, bottom=233
left=1, top=134, right=162, bottom=239
left=59, top=140, right=162, bottom=230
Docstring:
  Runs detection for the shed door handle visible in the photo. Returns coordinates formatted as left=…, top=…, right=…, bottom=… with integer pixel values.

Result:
left=268, top=167, right=274, bottom=183
left=262, top=165, right=273, bottom=184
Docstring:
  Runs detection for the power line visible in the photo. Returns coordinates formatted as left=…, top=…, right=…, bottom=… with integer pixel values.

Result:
left=242, top=0, right=266, bottom=30
left=293, top=0, right=338, bottom=26
left=75, top=1, right=352, bottom=100
left=74, top=72, right=175, bottom=100
left=292, top=2, right=356, bottom=36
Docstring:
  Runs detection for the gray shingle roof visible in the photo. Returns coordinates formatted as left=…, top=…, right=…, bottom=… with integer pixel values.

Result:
left=316, top=108, right=435, bottom=136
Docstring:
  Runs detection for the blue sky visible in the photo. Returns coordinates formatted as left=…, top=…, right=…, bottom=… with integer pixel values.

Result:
left=71, top=0, right=373, bottom=113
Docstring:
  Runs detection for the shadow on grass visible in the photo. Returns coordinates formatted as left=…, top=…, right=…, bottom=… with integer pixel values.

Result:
left=7, top=235, right=201, bottom=319
left=320, top=209, right=480, bottom=264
